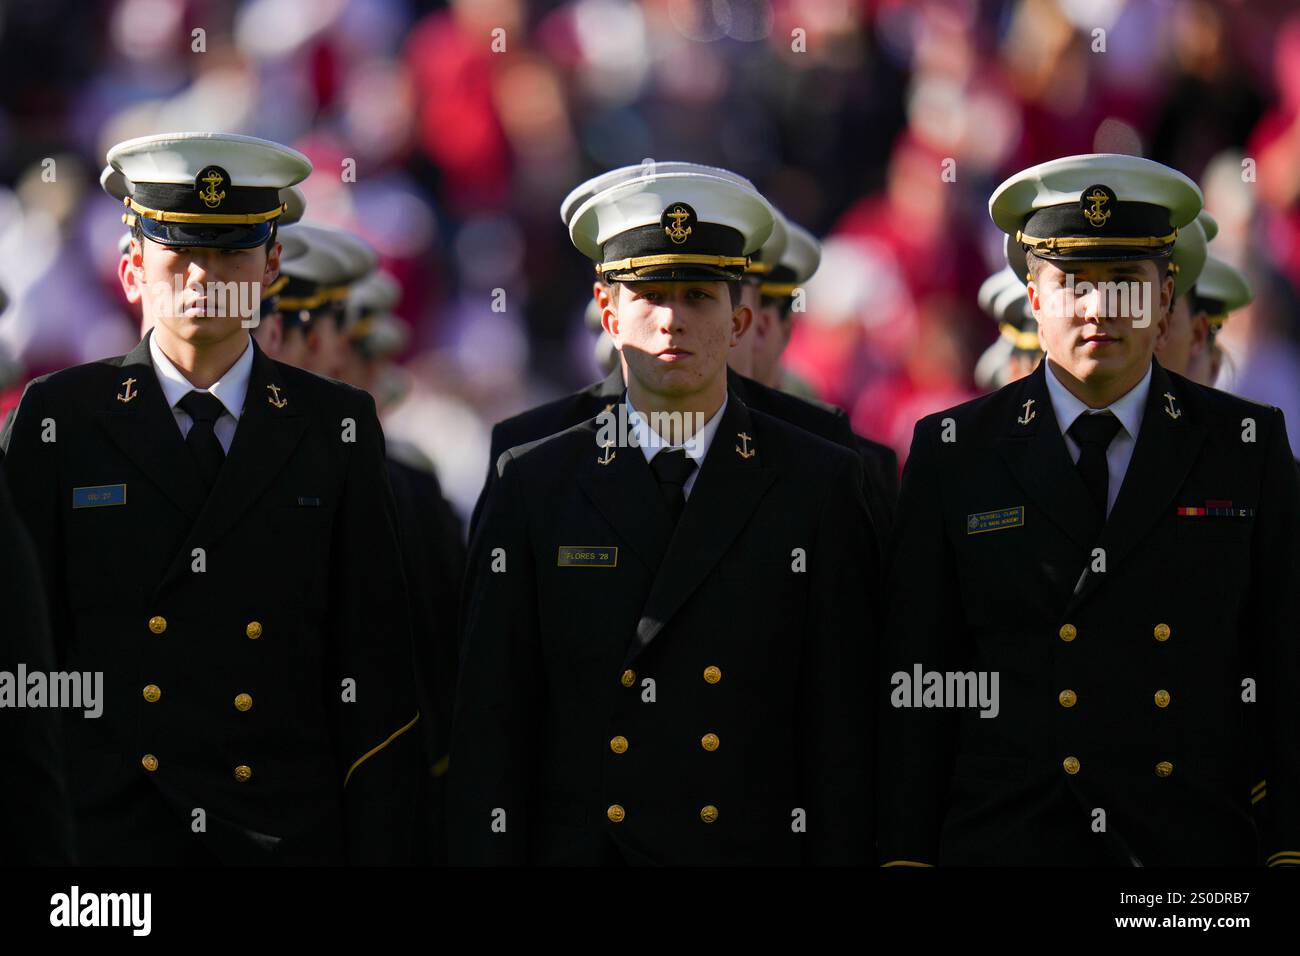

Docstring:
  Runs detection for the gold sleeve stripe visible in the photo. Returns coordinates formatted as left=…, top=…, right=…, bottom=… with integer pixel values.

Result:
left=343, top=711, right=420, bottom=788
left=1251, top=788, right=1266, bottom=805
left=1265, top=851, right=1300, bottom=866
left=882, top=860, right=934, bottom=867
left=1251, top=779, right=1266, bottom=795
left=430, top=754, right=450, bottom=778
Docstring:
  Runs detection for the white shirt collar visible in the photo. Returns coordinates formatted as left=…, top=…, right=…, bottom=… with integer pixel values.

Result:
left=148, top=329, right=253, bottom=420
left=625, top=390, right=729, bottom=467
left=1044, top=358, right=1151, bottom=441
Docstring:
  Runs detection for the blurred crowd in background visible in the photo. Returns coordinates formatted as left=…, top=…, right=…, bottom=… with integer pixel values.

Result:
left=2, top=0, right=1299, bottom=523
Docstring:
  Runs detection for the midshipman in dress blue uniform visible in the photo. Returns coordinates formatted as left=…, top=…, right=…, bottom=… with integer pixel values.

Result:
left=879, top=154, right=1300, bottom=867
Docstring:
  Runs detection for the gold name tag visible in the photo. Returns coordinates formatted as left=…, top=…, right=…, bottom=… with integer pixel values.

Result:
left=557, top=546, right=618, bottom=568
left=966, top=506, right=1025, bottom=534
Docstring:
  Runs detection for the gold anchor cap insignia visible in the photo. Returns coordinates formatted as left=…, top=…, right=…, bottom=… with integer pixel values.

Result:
left=1017, top=398, right=1036, bottom=425
left=1080, top=183, right=1115, bottom=229
left=267, top=384, right=288, bottom=409
left=117, top=377, right=138, bottom=403
left=597, top=441, right=616, bottom=466
left=735, top=431, right=756, bottom=459
left=661, top=202, right=695, bottom=245
left=1163, top=391, right=1181, bottom=420
left=195, top=165, right=229, bottom=210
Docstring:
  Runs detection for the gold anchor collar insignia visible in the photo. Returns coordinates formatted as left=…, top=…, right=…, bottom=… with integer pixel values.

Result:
left=661, top=202, right=695, bottom=245
left=117, top=377, right=138, bottom=403
left=1017, top=398, right=1036, bottom=425
left=1081, top=183, right=1115, bottom=229
left=1163, top=391, right=1181, bottom=420
left=267, top=384, right=288, bottom=409
left=735, top=431, right=756, bottom=459
left=597, top=441, right=616, bottom=466
left=195, top=165, right=229, bottom=210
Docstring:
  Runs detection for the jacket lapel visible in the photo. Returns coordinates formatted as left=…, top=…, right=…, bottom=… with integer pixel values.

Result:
left=94, top=333, right=207, bottom=521
left=574, top=417, right=674, bottom=575
left=995, top=362, right=1097, bottom=552
left=1067, top=360, right=1205, bottom=611
left=160, top=340, right=307, bottom=587
left=625, top=395, right=777, bottom=666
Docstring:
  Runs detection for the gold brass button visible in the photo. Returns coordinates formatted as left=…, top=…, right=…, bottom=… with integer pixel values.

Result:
left=246, top=621, right=263, bottom=640
left=703, top=665, right=722, bottom=684
left=1063, top=756, right=1080, bottom=775
left=620, top=669, right=636, bottom=688
left=234, top=693, right=253, bottom=712
left=700, top=805, right=719, bottom=823
left=1154, top=623, right=1171, bottom=642
left=1059, top=624, right=1077, bottom=642
left=606, top=804, right=625, bottom=823
left=1155, top=761, right=1173, bottom=778
left=1058, top=689, right=1077, bottom=708
left=609, top=735, right=628, bottom=754
left=142, top=684, right=161, bottom=703
left=234, top=765, right=253, bottom=783
left=148, top=615, right=167, bottom=635
left=141, top=754, right=159, bottom=772
left=701, top=733, right=720, bottom=752
left=1154, top=689, right=1171, bottom=709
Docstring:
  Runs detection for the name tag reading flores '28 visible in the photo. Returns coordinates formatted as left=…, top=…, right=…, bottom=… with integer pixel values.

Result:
left=967, top=506, right=1025, bottom=535
left=72, top=484, right=127, bottom=509
left=557, top=546, right=619, bottom=568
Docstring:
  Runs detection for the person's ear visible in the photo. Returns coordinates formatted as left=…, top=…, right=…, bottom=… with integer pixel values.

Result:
left=600, top=285, right=619, bottom=343
left=1026, top=279, right=1041, bottom=318
left=117, top=252, right=142, bottom=305
left=263, top=242, right=282, bottom=287
left=1189, top=310, right=1211, bottom=357
left=1153, top=273, right=1175, bottom=347
left=752, top=305, right=774, bottom=344
left=731, top=302, right=753, bottom=346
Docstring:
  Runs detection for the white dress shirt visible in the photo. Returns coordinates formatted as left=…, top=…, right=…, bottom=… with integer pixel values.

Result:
left=1043, top=359, right=1152, bottom=517
left=149, top=331, right=253, bottom=454
left=625, top=391, right=729, bottom=499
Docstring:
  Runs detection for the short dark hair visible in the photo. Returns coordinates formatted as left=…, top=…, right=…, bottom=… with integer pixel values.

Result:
left=610, top=279, right=742, bottom=310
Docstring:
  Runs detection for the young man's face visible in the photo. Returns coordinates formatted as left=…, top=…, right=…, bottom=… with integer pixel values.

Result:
left=1155, top=293, right=1212, bottom=381
left=135, top=237, right=281, bottom=346
left=1028, top=257, right=1172, bottom=388
left=749, top=301, right=790, bottom=388
left=603, top=280, right=750, bottom=402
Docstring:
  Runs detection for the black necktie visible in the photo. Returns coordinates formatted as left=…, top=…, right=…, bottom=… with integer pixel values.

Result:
left=650, top=448, right=697, bottom=526
left=178, top=390, right=227, bottom=490
left=1068, top=412, right=1122, bottom=528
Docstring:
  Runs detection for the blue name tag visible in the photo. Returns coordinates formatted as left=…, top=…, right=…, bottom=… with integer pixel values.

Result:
left=966, top=506, right=1024, bottom=535
left=72, top=484, right=127, bottom=509
left=297, top=496, right=321, bottom=507
left=557, top=546, right=618, bottom=568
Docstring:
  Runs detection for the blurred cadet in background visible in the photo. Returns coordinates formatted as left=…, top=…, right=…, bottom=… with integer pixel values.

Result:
left=974, top=254, right=1041, bottom=392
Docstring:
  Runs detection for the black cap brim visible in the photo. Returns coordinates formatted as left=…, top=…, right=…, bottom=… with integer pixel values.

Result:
left=139, top=218, right=273, bottom=250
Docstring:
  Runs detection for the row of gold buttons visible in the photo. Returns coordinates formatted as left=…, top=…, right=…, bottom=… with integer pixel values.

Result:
left=1059, top=623, right=1171, bottom=643
left=619, top=665, right=722, bottom=688
left=606, top=805, right=720, bottom=824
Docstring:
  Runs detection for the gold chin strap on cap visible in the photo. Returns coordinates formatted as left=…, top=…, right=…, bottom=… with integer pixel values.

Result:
left=125, top=196, right=287, bottom=225
left=596, top=253, right=750, bottom=276
left=274, top=284, right=352, bottom=311
left=759, top=281, right=799, bottom=298
left=262, top=275, right=289, bottom=297
left=999, top=322, right=1041, bottom=351
left=744, top=261, right=775, bottom=275
left=1016, top=228, right=1178, bottom=254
